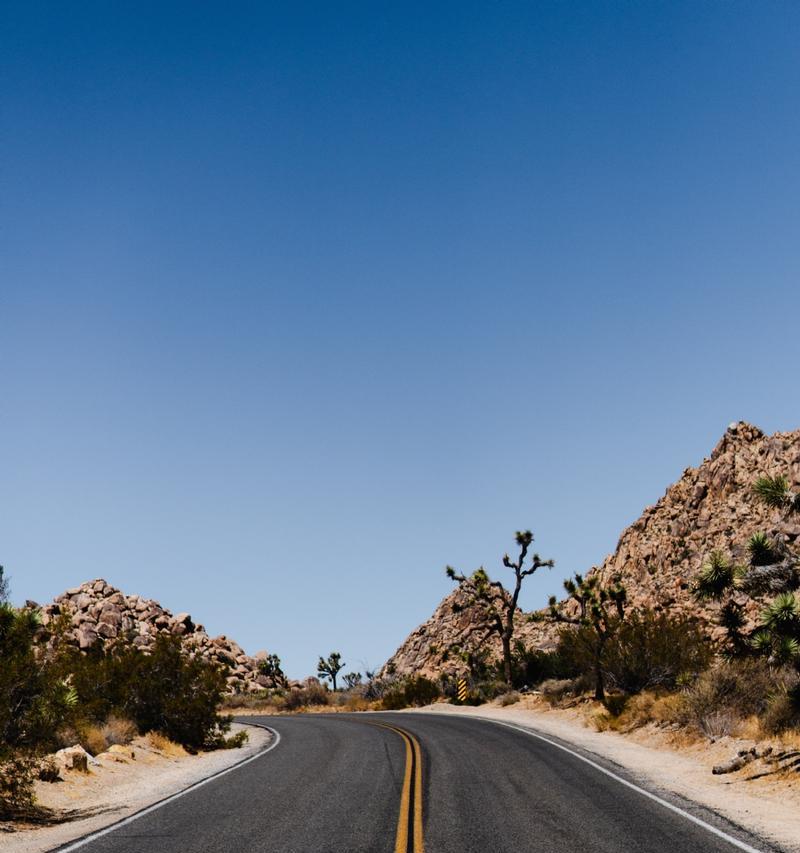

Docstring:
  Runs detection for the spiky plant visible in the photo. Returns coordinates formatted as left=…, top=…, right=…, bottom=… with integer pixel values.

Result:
left=753, top=475, right=800, bottom=514
left=549, top=572, right=627, bottom=703
left=447, top=530, right=553, bottom=686
left=747, top=531, right=779, bottom=567
left=762, top=592, right=800, bottom=634
left=694, top=551, right=739, bottom=600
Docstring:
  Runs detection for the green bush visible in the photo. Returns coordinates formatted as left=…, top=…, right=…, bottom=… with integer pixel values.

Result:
left=0, top=604, right=77, bottom=753
left=282, top=683, right=331, bottom=711
left=52, top=633, right=239, bottom=752
left=539, top=676, right=592, bottom=706
left=381, top=676, right=441, bottom=710
left=557, top=610, right=711, bottom=697
left=0, top=753, right=39, bottom=820
left=601, top=610, right=712, bottom=693
left=508, top=642, right=575, bottom=688
left=121, top=634, right=234, bottom=752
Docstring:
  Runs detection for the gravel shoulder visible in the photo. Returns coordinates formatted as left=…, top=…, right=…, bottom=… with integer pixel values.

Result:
left=414, top=700, right=800, bottom=853
left=0, top=723, right=272, bottom=853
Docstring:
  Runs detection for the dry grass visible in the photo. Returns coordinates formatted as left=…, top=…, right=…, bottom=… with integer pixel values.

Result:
left=100, top=716, right=138, bottom=746
left=146, top=732, right=187, bottom=757
left=80, top=726, right=109, bottom=757
left=76, top=716, right=138, bottom=756
left=221, top=687, right=379, bottom=715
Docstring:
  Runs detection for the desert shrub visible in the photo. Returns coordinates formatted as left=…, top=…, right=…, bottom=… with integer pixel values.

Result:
left=0, top=604, right=78, bottom=753
left=540, top=676, right=591, bottom=706
left=334, top=692, right=373, bottom=711
left=120, top=634, right=233, bottom=751
left=508, top=642, right=575, bottom=688
left=759, top=678, right=800, bottom=734
left=52, top=634, right=238, bottom=752
left=282, top=683, right=331, bottom=711
left=602, top=610, right=712, bottom=694
left=607, top=690, right=685, bottom=731
left=499, top=690, right=520, bottom=706
left=603, top=693, right=629, bottom=717
left=381, top=676, right=441, bottom=710
left=676, top=659, right=775, bottom=736
left=0, top=753, right=39, bottom=820
left=557, top=610, right=711, bottom=698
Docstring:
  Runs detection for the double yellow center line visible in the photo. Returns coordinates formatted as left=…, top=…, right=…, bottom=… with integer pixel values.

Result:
left=372, top=722, right=424, bottom=853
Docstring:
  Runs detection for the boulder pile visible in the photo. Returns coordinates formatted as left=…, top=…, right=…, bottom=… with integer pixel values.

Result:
left=36, top=579, right=278, bottom=693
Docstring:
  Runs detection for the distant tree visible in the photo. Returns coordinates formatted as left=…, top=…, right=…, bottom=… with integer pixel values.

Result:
left=0, top=566, right=8, bottom=604
left=317, top=652, right=345, bottom=691
left=257, top=653, right=287, bottom=687
left=342, top=672, right=362, bottom=690
left=447, top=530, right=554, bottom=686
left=548, top=573, right=627, bottom=703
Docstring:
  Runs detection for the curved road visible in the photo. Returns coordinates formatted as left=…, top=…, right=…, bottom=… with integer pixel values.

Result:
left=56, top=713, right=777, bottom=853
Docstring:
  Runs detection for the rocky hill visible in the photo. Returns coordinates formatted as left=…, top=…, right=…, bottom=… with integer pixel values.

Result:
left=35, top=579, right=279, bottom=693
left=384, top=422, right=800, bottom=678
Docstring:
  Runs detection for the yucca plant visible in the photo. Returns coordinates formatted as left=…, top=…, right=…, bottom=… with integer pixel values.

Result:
left=694, top=551, right=740, bottom=600
left=762, top=592, right=800, bottom=634
left=747, top=531, right=779, bottom=567
left=749, top=593, right=800, bottom=669
left=753, top=475, right=800, bottom=514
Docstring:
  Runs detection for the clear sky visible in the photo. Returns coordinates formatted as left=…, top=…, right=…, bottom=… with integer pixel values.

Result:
left=3, top=2, right=800, bottom=677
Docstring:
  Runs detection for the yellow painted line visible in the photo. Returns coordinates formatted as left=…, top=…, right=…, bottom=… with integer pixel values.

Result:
left=366, top=722, right=424, bottom=853
left=394, top=727, right=413, bottom=853
left=411, top=730, right=423, bottom=853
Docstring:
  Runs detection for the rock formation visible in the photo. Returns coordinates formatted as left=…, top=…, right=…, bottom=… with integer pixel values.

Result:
left=383, top=422, right=800, bottom=678
left=35, top=579, right=279, bottom=693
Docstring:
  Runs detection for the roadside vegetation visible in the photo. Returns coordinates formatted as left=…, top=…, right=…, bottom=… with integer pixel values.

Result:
left=430, top=498, right=800, bottom=743
left=0, top=568, right=246, bottom=823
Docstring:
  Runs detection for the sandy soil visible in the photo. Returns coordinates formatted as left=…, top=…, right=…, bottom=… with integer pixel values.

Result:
left=414, top=699, right=800, bottom=852
left=1, top=723, right=273, bottom=853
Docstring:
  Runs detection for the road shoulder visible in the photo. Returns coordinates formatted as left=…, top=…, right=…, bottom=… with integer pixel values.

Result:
left=0, top=723, right=273, bottom=853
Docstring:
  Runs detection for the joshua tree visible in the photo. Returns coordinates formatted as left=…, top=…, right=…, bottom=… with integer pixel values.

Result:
left=446, top=530, right=554, bottom=687
left=548, top=573, right=627, bottom=703
left=317, top=652, right=345, bottom=691
left=257, top=653, right=287, bottom=687
left=342, top=672, right=362, bottom=690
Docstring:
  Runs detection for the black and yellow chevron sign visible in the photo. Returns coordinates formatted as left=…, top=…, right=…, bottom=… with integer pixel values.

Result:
left=457, top=678, right=467, bottom=702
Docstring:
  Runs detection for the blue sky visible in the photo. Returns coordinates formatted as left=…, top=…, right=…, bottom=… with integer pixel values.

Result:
left=3, top=2, right=800, bottom=677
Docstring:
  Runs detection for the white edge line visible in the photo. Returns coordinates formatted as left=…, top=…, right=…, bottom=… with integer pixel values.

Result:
left=52, top=722, right=281, bottom=853
left=482, top=718, right=766, bottom=853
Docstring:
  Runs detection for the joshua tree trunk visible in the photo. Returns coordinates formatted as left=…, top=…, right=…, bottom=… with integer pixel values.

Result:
left=593, top=646, right=605, bottom=703
left=501, top=632, right=513, bottom=687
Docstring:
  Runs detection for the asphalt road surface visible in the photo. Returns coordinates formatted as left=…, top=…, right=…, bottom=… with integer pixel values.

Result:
left=55, top=712, right=778, bottom=853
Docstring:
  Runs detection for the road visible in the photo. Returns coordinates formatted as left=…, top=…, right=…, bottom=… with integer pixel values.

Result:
left=56, top=712, right=776, bottom=853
